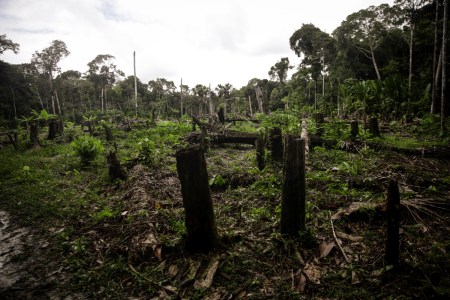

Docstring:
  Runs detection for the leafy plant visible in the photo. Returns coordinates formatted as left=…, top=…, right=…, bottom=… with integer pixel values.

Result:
left=71, top=135, right=104, bottom=166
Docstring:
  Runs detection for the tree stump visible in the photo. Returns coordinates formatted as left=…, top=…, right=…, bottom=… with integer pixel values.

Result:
left=280, top=137, right=306, bottom=236
left=48, top=120, right=57, bottom=140
left=255, top=137, right=265, bottom=171
left=369, top=117, right=380, bottom=137
left=350, top=120, right=359, bottom=138
left=104, top=125, right=114, bottom=142
left=218, top=107, right=225, bottom=125
left=106, top=150, right=126, bottom=182
left=269, top=127, right=283, bottom=162
left=385, top=180, right=400, bottom=267
left=176, top=146, right=218, bottom=253
left=29, top=122, right=39, bottom=147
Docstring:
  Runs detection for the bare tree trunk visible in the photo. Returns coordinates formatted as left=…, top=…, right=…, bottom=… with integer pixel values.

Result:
left=54, top=90, right=62, bottom=115
left=408, top=24, right=414, bottom=111
left=134, top=51, right=138, bottom=117
left=431, top=0, right=440, bottom=114
left=371, top=46, right=382, bottom=81
left=208, top=84, right=214, bottom=115
left=101, top=88, right=104, bottom=112
left=441, top=0, right=448, bottom=134
left=248, top=95, right=253, bottom=116
left=269, top=127, right=283, bottom=162
left=180, top=78, right=184, bottom=117
left=10, top=85, right=17, bottom=120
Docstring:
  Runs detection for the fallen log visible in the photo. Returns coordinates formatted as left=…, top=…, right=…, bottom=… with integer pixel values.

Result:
left=185, top=131, right=258, bottom=145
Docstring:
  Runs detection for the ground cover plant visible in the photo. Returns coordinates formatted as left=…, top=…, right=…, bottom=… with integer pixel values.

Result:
left=0, top=109, right=449, bottom=299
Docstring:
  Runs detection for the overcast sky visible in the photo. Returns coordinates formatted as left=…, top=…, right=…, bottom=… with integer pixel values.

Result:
left=0, top=0, right=394, bottom=89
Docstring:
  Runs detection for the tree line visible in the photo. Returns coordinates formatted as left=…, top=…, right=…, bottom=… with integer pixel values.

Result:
left=0, top=0, right=448, bottom=133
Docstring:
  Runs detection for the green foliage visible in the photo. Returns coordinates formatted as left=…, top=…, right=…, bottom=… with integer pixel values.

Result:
left=137, top=137, right=159, bottom=166
left=209, top=174, right=227, bottom=187
left=71, top=135, right=104, bottom=166
left=257, top=109, right=300, bottom=134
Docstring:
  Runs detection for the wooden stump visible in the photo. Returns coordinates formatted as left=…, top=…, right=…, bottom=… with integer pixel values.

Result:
left=48, top=120, right=57, bottom=140
left=106, top=150, right=126, bottom=182
left=176, top=146, right=218, bottom=253
left=29, top=122, right=39, bottom=147
left=385, top=180, right=400, bottom=267
left=218, top=107, right=225, bottom=125
left=269, top=127, right=283, bottom=162
left=280, top=137, right=306, bottom=236
left=369, top=117, right=380, bottom=137
left=104, top=125, right=114, bottom=142
left=350, top=120, right=359, bottom=138
left=255, top=137, right=265, bottom=171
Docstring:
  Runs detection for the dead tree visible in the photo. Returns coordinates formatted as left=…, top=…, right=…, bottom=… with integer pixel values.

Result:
left=385, top=180, right=400, bottom=267
left=176, top=146, right=218, bottom=253
left=269, top=127, right=283, bottom=162
left=218, top=107, right=225, bottom=124
left=280, top=137, right=306, bottom=236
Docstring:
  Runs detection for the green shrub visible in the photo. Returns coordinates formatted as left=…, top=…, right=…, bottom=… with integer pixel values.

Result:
left=71, top=135, right=104, bottom=165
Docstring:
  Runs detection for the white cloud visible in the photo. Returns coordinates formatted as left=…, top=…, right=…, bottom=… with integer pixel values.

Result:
left=0, top=0, right=394, bottom=89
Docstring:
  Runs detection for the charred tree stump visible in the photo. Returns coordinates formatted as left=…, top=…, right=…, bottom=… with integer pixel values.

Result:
left=350, top=120, right=359, bottom=138
left=176, top=146, right=218, bottom=253
left=218, top=107, right=225, bottom=125
left=56, top=119, right=64, bottom=135
left=48, top=120, right=57, bottom=140
left=255, top=137, right=265, bottom=171
left=106, top=150, right=126, bottom=182
left=269, top=127, right=283, bottom=162
left=369, top=117, right=380, bottom=137
left=29, top=122, right=39, bottom=147
left=385, top=180, right=400, bottom=267
left=104, top=125, right=114, bottom=142
left=280, top=137, right=306, bottom=237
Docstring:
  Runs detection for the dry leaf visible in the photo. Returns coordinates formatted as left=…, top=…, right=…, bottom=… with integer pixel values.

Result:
left=351, top=271, right=360, bottom=285
left=168, top=265, right=179, bottom=279
left=319, top=241, right=335, bottom=258
left=154, top=246, right=162, bottom=261
left=298, top=273, right=307, bottom=293
left=303, top=263, right=321, bottom=284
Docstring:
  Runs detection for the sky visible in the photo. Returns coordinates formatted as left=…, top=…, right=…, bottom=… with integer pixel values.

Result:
left=0, top=0, right=394, bottom=89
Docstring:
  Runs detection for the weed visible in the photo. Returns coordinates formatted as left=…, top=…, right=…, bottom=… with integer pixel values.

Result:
left=71, top=135, right=104, bottom=166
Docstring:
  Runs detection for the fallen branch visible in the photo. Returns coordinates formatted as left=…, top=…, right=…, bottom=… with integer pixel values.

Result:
left=329, top=211, right=350, bottom=263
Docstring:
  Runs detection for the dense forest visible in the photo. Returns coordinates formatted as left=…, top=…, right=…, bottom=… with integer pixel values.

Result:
left=0, top=0, right=449, bottom=299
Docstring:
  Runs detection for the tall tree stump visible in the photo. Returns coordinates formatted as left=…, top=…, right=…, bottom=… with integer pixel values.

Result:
left=385, top=180, right=400, bottom=267
left=176, top=146, right=218, bottom=253
left=369, top=117, right=380, bottom=137
left=280, top=137, right=306, bottom=236
left=350, top=120, right=359, bottom=138
left=29, top=122, right=39, bottom=147
left=218, top=107, right=225, bottom=124
left=48, top=120, right=57, bottom=140
left=269, top=127, right=283, bottom=162
left=255, top=137, right=265, bottom=171
left=106, top=150, right=126, bottom=182
left=104, top=125, right=114, bottom=142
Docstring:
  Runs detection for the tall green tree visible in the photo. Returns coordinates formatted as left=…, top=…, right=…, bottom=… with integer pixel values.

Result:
left=334, top=4, right=394, bottom=81
left=31, top=40, right=70, bottom=115
left=86, top=54, right=124, bottom=112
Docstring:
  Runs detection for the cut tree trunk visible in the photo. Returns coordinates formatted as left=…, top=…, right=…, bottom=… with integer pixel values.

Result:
left=29, top=122, right=39, bottom=147
left=385, top=180, right=400, bottom=267
left=176, top=146, right=218, bottom=253
left=280, top=137, right=306, bottom=236
left=218, top=107, right=225, bottom=125
left=7, top=132, right=19, bottom=151
left=48, top=120, right=57, bottom=140
left=269, top=127, right=283, bottom=162
left=107, top=150, right=126, bottom=182
left=369, top=117, right=380, bottom=137
left=350, top=120, right=359, bottom=138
